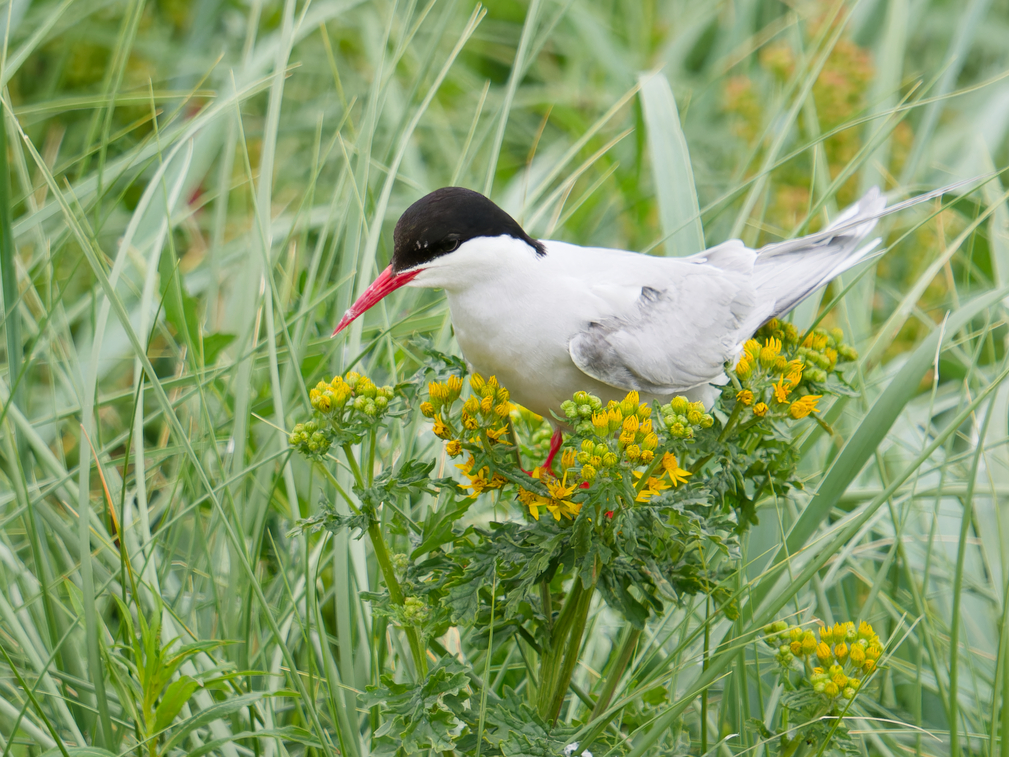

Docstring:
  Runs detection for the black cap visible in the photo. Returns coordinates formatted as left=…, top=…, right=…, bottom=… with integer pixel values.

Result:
left=391, top=187, right=545, bottom=272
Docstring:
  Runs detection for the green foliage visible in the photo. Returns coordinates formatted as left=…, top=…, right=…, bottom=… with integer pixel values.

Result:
left=3, top=2, right=1009, bottom=757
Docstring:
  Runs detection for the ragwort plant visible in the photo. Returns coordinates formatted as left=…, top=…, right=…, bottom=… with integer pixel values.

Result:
left=290, top=323, right=872, bottom=755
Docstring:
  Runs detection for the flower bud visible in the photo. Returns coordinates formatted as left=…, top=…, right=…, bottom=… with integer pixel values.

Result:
left=602, top=452, right=618, bottom=467
left=581, top=464, right=597, bottom=480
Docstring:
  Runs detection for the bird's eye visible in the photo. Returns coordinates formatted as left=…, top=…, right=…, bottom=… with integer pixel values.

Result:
left=443, top=236, right=461, bottom=252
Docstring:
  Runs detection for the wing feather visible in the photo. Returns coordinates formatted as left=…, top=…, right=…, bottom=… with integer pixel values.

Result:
left=569, top=268, right=764, bottom=394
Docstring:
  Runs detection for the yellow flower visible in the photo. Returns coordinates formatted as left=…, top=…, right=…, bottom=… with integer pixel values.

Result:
left=622, top=415, right=639, bottom=434
left=789, top=394, right=822, bottom=419
left=486, top=425, right=510, bottom=441
left=759, top=337, right=782, bottom=366
left=470, top=373, right=485, bottom=391
left=445, top=374, right=463, bottom=399
left=481, top=395, right=493, bottom=414
left=432, top=415, right=452, bottom=439
left=834, top=642, right=848, bottom=660
left=641, top=432, right=659, bottom=450
left=517, top=488, right=546, bottom=520
left=660, top=452, right=692, bottom=487
left=824, top=681, right=839, bottom=697
left=785, top=359, right=804, bottom=387
left=456, top=457, right=506, bottom=496
left=445, top=439, right=462, bottom=457
left=736, top=389, right=753, bottom=406
left=772, top=377, right=791, bottom=403
left=816, top=642, right=832, bottom=664
left=607, top=407, right=623, bottom=432
left=753, top=402, right=768, bottom=417
left=640, top=418, right=653, bottom=434
left=735, top=357, right=752, bottom=379
left=560, top=448, right=577, bottom=471
left=429, top=381, right=446, bottom=402
left=462, top=413, right=478, bottom=431
left=592, top=412, right=609, bottom=437
left=522, top=468, right=580, bottom=520
left=743, top=339, right=762, bottom=361
left=634, top=473, right=672, bottom=502
left=494, top=403, right=513, bottom=417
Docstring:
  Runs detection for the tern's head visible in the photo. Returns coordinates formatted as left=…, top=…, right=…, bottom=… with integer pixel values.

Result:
left=333, top=187, right=544, bottom=335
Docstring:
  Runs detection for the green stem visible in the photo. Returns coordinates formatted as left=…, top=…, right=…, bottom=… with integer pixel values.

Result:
left=590, top=627, right=641, bottom=719
left=545, top=580, right=596, bottom=723
left=367, top=520, right=428, bottom=677
left=343, top=444, right=428, bottom=677
left=537, top=580, right=584, bottom=718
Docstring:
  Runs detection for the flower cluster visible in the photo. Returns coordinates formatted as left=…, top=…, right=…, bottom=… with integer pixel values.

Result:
left=733, top=321, right=857, bottom=421
left=310, top=372, right=395, bottom=418
left=455, top=456, right=508, bottom=497
left=517, top=452, right=582, bottom=521
left=658, top=396, right=715, bottom=439
left=423, top=373, right=514, bottom=457
left=764, top=619, right=882, bottom=702
left=288, top=420, right=331, bottom=461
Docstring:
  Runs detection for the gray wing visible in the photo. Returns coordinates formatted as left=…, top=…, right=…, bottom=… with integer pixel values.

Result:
left=568, top=266, right=766, bottom=395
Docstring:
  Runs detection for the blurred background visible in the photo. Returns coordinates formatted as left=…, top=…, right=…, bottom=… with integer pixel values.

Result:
left=3, top=0, right=1009, bottom=754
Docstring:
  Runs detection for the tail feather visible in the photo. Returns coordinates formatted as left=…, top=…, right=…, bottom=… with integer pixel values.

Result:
left=750, top=187, right=886, bottom=324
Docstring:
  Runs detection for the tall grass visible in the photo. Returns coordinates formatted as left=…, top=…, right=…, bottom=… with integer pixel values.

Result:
left=1, top=0, right=1008, bottom=755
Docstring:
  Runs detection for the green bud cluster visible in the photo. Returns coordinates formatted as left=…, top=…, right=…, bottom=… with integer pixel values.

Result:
left=288, top=420, right=332, bottom=460
left=659, top=396, right=714, bottom=438
left=561, top=390, right=604, bottom=437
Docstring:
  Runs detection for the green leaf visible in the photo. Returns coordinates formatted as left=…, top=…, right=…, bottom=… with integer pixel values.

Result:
left=184, top=726, right=323, bottom=757
left=638, top=71, right=704, bottom=257
left=152, top=675, right=201, bottom=735
left=202, top=331, right=236, bottom=365
left=162, top=692, right=268, bottom=752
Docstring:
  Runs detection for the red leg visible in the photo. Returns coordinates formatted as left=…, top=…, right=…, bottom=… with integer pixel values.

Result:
left=542, top=427, right=564, bottom=475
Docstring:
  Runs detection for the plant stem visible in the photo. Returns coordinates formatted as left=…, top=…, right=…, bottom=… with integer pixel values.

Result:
left=343, top=444, right=428, bottom=678
left=545, top=583, right=595, bottom=723
left=590, top=627, right=641, bottom=719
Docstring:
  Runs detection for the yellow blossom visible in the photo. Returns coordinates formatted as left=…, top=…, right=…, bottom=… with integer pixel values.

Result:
left=560, top=448, right=577, bottom=471
left=432, top=415, right=452, bottom=439
left=634, top=473, right=672, bottom=502
left=485, top=425, right=510, bottom=441
left=420, top=401, right=436, bottom=417
left=744, top=339, right=762, bottom=361
left=494, top=403, right=513, bottom=417
left=785, top=359, right=804, bottom=386
left=470, top=374, right=485, bottom=391
left=816, top=642, right=832, bottom=664
left=660, top=452, right=692, bottom=486
left=481, top=395, right=493, bottom=414
left=773, top=377, right=791, bottom=403
left=622, top=415, right=639, bottom=434
left=736, top=389, right=754, bottom=406
left=735, top=357, right=752, bottom=379
left=759, top=337, right=782, bottom=366
left=789, top=394, right=822, bottom=419
left=445, top=374, right=463, bottom=398
left=445, top=440, right=462, bottom=457
left=753, top=402, right=768, bottom=417
left=456, top=457, right=506, bottom=496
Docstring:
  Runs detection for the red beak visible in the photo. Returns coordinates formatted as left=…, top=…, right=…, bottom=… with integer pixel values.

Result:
left=332, top=265, right=422, bottom=336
